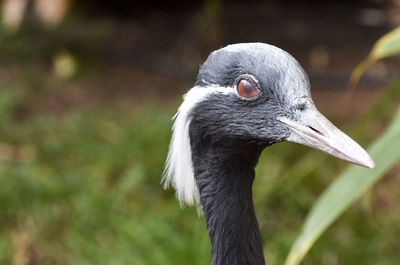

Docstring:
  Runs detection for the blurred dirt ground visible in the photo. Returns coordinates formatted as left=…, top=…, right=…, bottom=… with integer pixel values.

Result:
left=1, top=1, right=399, bottom=119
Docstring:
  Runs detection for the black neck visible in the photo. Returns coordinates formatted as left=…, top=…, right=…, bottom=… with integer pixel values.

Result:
left=191, top=142, right=266, bottom=265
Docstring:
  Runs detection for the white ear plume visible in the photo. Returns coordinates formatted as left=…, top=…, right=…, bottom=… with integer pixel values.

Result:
left=162, top=85, right=233, bottom=207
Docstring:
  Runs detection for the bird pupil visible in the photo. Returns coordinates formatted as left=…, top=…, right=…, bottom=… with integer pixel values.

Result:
left=243, top=82, right=253, bottom=93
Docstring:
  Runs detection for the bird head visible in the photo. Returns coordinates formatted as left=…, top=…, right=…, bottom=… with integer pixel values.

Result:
left=163, top=43, right=375, bottom=206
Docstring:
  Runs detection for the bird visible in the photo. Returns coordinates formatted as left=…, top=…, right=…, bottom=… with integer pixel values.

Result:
left=163, top=43, right=375, bottom=265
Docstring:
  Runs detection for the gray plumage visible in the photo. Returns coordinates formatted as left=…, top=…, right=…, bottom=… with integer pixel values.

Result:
left=163, top=43, right=374, bottom=265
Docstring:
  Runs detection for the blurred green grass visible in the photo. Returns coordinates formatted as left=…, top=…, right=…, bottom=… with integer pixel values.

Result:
left=0, top=79, right=399, bottom=265
left=0, top=89, right=211, bottom=265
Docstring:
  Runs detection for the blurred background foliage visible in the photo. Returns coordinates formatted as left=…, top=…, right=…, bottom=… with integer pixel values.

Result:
left=0, top=0, right=399, bottom=265
left=286, top=25, right=400, bottom=265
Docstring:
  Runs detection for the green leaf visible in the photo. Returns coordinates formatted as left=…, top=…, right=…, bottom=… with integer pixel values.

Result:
left=351, top=26, right=400, bottom=85
left=285, top=105, right=400, bottom=265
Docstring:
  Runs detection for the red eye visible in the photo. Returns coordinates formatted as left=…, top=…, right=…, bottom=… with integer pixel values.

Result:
left=237, top=79, right=259, bottom=99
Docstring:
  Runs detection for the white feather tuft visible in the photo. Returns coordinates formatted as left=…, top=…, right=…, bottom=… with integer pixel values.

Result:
left=163, top=85, right=233, bottom=207
left=163, top=42, right=306, bottom=208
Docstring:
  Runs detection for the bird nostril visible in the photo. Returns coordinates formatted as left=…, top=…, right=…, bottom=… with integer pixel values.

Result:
left=308, top=126, right=324, bottom=136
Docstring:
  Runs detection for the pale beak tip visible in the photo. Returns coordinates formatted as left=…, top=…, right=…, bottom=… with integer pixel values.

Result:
left=366, top=158, right=376, bottom=169
left=359, top=154, right=375, bottom=169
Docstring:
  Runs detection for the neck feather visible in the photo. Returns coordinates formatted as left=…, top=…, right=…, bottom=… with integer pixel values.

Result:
left=191, top=140, right=266, bottom=265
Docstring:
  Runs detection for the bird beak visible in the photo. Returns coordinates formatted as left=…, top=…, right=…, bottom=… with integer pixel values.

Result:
left=277, top=108, right=375, bottom=169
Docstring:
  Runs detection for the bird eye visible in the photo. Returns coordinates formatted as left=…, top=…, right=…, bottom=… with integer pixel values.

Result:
left=237, top=79, right=259, bottom=99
